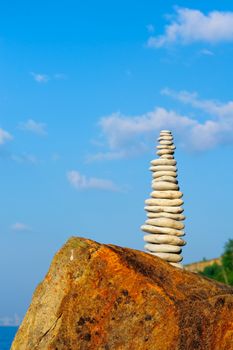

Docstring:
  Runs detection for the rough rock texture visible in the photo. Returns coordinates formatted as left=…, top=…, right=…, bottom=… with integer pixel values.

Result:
left=12, top=237, right=233, bottom=350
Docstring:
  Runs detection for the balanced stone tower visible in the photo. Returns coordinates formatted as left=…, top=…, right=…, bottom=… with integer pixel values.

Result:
left=141, top=130, right=186, bottom=268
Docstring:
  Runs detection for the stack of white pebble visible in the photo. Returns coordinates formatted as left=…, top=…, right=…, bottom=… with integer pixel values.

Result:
left=141, top=130, right=186, bottom=268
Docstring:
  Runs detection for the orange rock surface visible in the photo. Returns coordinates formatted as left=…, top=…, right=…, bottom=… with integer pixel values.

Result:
left=11, top=237, right=233, bottom=350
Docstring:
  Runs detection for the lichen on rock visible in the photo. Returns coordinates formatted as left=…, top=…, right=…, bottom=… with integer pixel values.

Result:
left=11, top=237, right=233, bottom=350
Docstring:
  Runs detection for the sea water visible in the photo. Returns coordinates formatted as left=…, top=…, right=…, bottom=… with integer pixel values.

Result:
left=0, top=327, right=18, bottom=350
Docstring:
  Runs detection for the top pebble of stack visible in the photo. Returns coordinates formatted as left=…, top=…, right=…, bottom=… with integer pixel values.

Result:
left=141, top=130, right=186, bottom=269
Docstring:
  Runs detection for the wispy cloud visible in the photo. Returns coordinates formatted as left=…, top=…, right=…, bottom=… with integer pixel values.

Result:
left=51, top=153, right=61, bottom=162
left=161, top=88, right=233, bottom=118
left=31, top=72, right=67, bottom=83
left=30, top=72, right=50, bottom=83
left=0, top=314, right=21, bottom=326
left=146, top=24, right=155, bottom=33
left=54, top=73, right=67, bottom=80
left=200, top=49, right=214, bottom=56
left=11, top=222, right=31, bottom=232
left=19, top=119, right=47, bottom=136
left=147, top=8, right=233, bottom=48
left=125, top=69, right=132, bottom=77
left=0, top=128, right=13, bottom=145
left=87, top=151, right=127, bottom=162
left=0, top=149, right=38, bottom=165
left=87, top=144, right=148, bottom=162
left=67, top=170, right=120, bottom=191
left=11, top=153, right=38, bottom=165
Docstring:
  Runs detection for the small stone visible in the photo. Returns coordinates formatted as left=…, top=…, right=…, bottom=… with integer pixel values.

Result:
left=151, top=159, right=176, bottom=166
left=152, top=175, right=177, bottom=183
left=145, top=243, right=182, bottom=253
left=150, top=165, right=177, bottom=172
left=157, top=145, right=176, bottom=150
left=141, top=224, right=184, bottom=236
left=170, top=262, right=183, bottom=269
left=157, top=149, right=174, bottom=156
left=159, top=140, right=173, bottom=145
left=145, top=198, right=184, bottom=207
left=146, top=218, right=185, bottom=230
left=144, top=234, right=186, bottom=246
left=160, top=155, right=174, bottom=159
left=152, top=177, right=177, bottom=184
left=160, top=130, right=171, bottom=134
left=152, top=182, right=179, bottom=191
left=150, top=191, right=183, bottom=199
left=145, top=206, right=184, bottom=214
left=148, top=252, right=183, bottom=263
left=146, top=212, right=185, bottom=221
left=158, top=136, right=173, bottom=141
left=153, top=171, right=177, bottom=178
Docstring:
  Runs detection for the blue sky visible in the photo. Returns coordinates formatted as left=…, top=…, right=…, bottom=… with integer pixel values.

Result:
left=1, top=0, right=233, bottom=325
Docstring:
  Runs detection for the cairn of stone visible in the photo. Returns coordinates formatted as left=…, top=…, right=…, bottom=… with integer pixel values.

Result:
left=141, top=130, right=186, bottom=268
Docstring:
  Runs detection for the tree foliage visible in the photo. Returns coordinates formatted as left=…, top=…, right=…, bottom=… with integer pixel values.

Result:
left=200, top=239, right=233, bottom=285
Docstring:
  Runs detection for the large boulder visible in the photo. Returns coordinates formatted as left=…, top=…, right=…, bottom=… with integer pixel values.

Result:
left=12, top=237, right=233, bottom=350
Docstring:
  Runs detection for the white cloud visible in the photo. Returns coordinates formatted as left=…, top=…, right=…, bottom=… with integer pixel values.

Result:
left=67, top=170, right=119, bottom=191
left=11, top=222, right=31, bottom=232
left=31, top=72, right=50, bottom=83
left=0, top=128, right=13, bottom=145
left=99, top=109, right=195, bottom=150
left=161, top=88, right=233, bottom=149
left=19, top=119, right=47, bottom=136
left=93, top=90, right=233, bottom=154
left=147, top=8, right=233, bottom=47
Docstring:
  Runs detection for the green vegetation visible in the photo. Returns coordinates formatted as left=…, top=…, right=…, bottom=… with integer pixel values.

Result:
left=201, top=239, right=233, bottom=285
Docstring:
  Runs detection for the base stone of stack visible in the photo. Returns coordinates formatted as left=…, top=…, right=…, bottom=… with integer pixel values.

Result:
left=170, top=262, right=183, bottom=268
left=149, top=252, right=183, bottom=263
